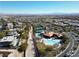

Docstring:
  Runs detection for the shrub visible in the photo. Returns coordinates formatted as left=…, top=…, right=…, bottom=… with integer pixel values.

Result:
left=0, top=32, right=6, bottom=39
left=18, top=43, right=28, bottom=52
left=38, top=48, right=46, bottom=56
left=45, top=46, right=53, bottom=51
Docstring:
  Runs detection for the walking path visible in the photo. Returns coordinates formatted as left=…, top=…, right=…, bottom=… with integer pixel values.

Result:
left=25, top=26, right=35, bottom=57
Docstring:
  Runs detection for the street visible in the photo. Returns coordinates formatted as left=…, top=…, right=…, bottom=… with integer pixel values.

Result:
left=57, top=32, right=75, bottom=57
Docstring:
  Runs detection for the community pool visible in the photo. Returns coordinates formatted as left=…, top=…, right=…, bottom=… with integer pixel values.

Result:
left=35, top=33, right=61, bottom=45
left=43, top=38, right=61, bottom=45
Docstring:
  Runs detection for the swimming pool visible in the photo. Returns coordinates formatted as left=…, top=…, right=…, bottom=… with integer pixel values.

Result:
left=35, top=33, right=42, bottom=38
left=35, top=32, right=61, bottom=45
left=43, top=38, right=61, bottom=45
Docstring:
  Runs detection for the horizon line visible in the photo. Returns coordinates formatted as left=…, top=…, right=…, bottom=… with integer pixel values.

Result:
left=1, top=12, right=79, bottom=15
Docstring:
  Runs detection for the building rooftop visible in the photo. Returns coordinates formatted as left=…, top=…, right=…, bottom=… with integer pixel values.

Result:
left=43, top=32, right=54, bottom=37
left=0, top=36, right=15, bottom=42
left=0, top=36, right=19, bottom=47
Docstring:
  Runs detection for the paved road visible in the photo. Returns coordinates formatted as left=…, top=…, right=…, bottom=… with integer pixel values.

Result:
left=64, top=32, right=79, bottom=57
left=32, top=37, right=40, bottom=57
left=68, top=32, right=75, bottom=50
left=58, top=32, right=75, bottom=57
left=70, top=32, right=79, bottom=57
left=73, top=46, right=79, bottom=57
left=25, top=26, right=35, bottom=57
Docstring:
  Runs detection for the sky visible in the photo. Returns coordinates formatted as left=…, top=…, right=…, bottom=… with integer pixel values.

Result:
left=0, top=1, right=79, bottom=14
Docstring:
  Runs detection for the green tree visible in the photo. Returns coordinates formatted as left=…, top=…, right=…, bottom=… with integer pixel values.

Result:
left=39, top=48, right=46, bottom=56
left=0, top=32, right=6, bottom=39
left=18, top=43, right=28, bottom=52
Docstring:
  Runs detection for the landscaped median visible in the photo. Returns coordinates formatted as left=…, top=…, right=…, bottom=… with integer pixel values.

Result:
left=17, top=23, right=31, bottom=56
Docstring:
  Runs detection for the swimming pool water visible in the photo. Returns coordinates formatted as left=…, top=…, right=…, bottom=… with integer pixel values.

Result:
left=43, top=38, right=60, bottom=45
left=35, top=33, right=42, bottom=38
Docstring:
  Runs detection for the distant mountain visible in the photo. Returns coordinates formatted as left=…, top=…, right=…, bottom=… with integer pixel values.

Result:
left=1, top=13, right=79, bottom=16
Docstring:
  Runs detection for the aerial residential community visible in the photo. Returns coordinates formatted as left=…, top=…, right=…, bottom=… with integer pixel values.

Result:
left=0, top=15, right=79, bottom=57
left=0, top=1, right=79, bottom=57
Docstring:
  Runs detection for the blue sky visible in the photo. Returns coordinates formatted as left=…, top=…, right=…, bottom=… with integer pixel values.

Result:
left=0, top=1, right=79, bottom=14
